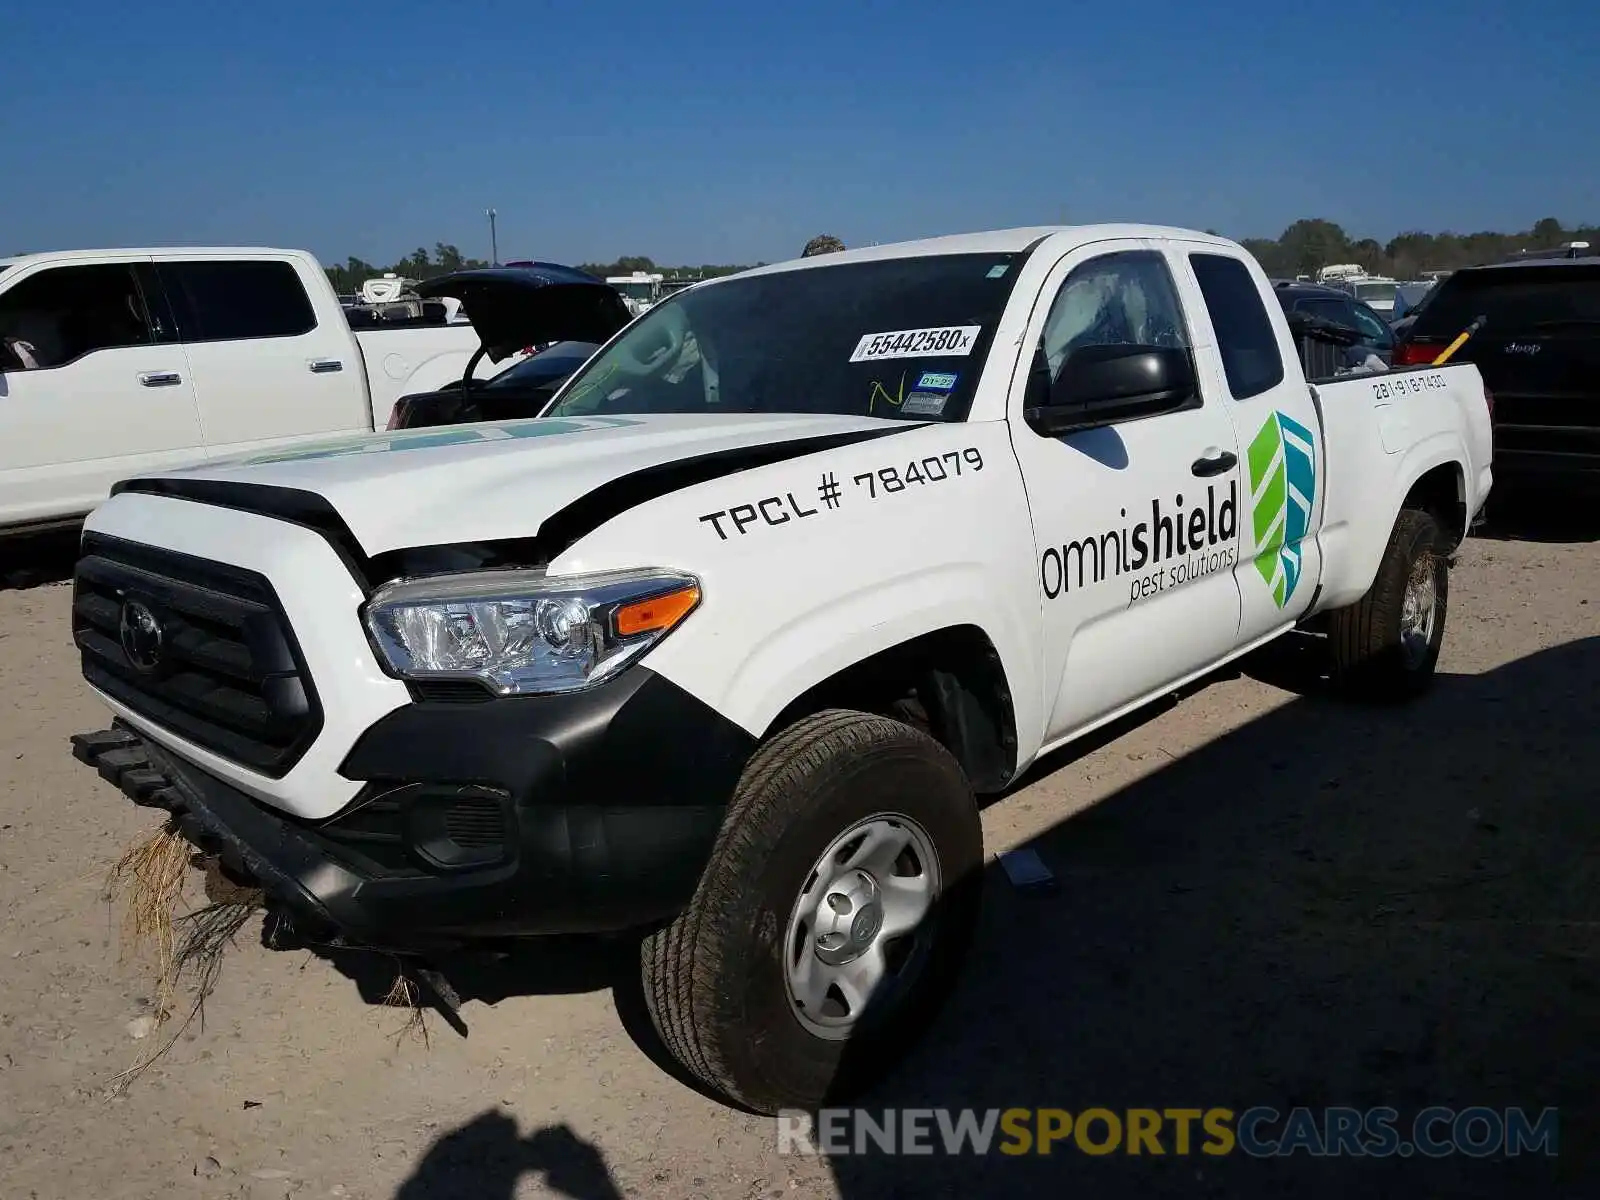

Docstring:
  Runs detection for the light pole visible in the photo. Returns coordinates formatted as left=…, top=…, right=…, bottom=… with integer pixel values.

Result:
left=487, top=208, right=498, bottom=266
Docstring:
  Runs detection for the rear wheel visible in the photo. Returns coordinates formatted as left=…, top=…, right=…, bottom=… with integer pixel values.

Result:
left=641, top=709, right=982, bottom=1114
left=1329, top=508, right=1448, bottom=700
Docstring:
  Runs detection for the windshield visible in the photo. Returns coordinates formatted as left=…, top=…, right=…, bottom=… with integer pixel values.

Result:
left=1409, top=264, right=1600, bottom=337
left=1354, top=281, right=1396, bottom=303
left=615, top=282, right=657, bottom=302
left=546, top=253, right=1025, bottom=423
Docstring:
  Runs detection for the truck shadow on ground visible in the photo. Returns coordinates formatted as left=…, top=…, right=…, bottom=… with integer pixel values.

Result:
left=0, top=525, right=80, bottom=590
left=286, top=901, right=762, bottom=1112
left=320, top=635, right=1596, bottom=1199
left=296, top=932, right=635, bottom=1017
left=821, top=634, right=1598, bottom=1198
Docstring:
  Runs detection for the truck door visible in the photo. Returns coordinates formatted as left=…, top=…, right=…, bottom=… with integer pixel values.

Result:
left=1007, top=241, right=1246, bottom=742
left=154, top=255, right=368, bottom=457
left=1175, top=248, right=1326, bottom=646
left=0, top=258, right=202, bottom=526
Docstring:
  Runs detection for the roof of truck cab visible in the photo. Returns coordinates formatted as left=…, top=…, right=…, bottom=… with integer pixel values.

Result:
left=730, top=224, right=1238, bottom=280
left=0, top=246, right=314, bottom=269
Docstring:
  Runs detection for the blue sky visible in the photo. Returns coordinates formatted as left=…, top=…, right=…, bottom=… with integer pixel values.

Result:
left=3, top=0, right=1596, bottom=266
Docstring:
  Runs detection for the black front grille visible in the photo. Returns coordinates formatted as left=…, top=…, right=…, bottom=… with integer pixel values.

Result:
left=73, top=534, right=322, bottom=777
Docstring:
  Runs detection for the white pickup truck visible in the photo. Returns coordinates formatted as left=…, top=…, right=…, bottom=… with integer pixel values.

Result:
left=67, top=224, right=1492, bottom=1114
left=0, top=247, right=523, bottom=537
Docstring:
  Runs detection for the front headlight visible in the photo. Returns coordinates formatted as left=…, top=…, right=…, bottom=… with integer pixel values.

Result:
left=364, top=568, right=701, bottom=696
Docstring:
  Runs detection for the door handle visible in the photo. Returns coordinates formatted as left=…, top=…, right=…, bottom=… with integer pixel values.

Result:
left=1191, top=449, right=1237, bottom=477
left=308, top=358, right=344, bottom=374
left=137, top=371, right=182, bottom=388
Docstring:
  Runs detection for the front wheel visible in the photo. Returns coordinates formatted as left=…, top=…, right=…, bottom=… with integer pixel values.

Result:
left=1328, top=507, right=1449, bottom=700
left=640, top=709, right=983, bottom=1114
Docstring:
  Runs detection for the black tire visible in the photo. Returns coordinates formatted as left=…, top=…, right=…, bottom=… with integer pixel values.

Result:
left=1329, top=507, right=1448, bottom=700
left=640, top=708, right=983, bottom=1114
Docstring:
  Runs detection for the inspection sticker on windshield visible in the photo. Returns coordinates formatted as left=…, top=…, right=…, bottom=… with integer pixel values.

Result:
left=901, top=391, right=949, bottom=416
left=850, top=326, right=980, bottom=363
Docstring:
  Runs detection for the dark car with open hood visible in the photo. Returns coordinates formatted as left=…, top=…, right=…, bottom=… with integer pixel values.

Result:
left=385, top=265, right=633, bottom=429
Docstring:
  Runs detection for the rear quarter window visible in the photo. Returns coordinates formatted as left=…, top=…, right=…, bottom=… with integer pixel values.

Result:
left=1190, top=253, right=1286, bottom=399
left=160, top=260, right=318, bottom=343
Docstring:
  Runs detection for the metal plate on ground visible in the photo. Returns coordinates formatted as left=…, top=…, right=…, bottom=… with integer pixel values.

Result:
left=998, top=847, right=1058, bottom=896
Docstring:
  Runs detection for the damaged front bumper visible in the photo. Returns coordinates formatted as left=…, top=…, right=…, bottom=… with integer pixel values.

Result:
left=72, top=668, right=748, bottom=951
left=76, top=725, right=430, bottom=950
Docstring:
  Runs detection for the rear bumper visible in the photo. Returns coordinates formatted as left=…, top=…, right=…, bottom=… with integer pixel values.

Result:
left=72, top=668, right=754, bottom=950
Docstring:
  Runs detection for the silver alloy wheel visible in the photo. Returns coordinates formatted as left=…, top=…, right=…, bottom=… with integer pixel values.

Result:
left=1399, top=551, right=1440, bottom=668
left=783, top=813, right=941, bottom=1040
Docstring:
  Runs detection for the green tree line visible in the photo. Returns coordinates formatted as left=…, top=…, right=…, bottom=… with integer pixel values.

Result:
left=323, top=217, right=1597, bottom=296
left=1234, top=216, right=1597, bottom=279
left=323, top=243, right=489, bottom=296
left=574, top=256, right=757, bottom=281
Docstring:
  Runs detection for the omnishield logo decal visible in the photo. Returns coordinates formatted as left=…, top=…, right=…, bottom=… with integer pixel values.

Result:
left=1247, top=411, right=1316, bottom=608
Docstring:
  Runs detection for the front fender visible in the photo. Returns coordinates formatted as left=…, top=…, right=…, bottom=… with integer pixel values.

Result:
left=716, top=561, right=1038, bottom=741
left=548, top=419, right=1048, bottom=759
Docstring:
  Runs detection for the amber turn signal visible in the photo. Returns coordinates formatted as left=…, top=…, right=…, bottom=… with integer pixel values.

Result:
left=615, top=585, right=701, bottom=637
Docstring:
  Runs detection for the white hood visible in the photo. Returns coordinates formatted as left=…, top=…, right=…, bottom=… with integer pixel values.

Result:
left=142, top=413, right=904, bottom=555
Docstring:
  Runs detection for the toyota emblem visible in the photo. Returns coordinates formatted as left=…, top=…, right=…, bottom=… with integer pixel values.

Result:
left=119, top=600, right=165, bottom=672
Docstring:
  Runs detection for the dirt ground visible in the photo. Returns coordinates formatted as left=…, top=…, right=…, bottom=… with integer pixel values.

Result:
left=0, top=507, right=1595, bottom=1199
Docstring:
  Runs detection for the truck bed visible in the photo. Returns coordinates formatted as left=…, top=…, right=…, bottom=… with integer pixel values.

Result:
left=1309, top=361, right=1494, bottom=612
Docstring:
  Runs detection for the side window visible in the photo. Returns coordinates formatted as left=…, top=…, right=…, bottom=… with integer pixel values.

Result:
left=160, top=261, right=317, bottom=343
left=1190, top=253, right=1285, bottom=400
left=1037, top=250, right=1190, bottom=381
left=1347, top=302, right=1393, bottom=347
left=0, top=264, right=154, bottom=370
left=1294, top=297, right=1351, bottom=325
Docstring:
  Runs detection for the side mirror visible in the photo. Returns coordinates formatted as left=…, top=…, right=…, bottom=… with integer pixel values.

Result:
left=1026, top=344, right=1197, bottom=437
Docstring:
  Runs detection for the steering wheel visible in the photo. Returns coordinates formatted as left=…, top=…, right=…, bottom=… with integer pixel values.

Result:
left=612, top=304, right=688, bottom=379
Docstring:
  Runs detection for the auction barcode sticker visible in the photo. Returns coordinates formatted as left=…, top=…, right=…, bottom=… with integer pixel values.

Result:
left=850, top=326, right=980, bottom=363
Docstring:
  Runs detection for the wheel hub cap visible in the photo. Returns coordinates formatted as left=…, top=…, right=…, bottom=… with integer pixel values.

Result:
left=782, top=814, right=940, bottom=1040
left=812, top=871, right=883, bottom=966
left=1399, top=553, right=1439, bottom=667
